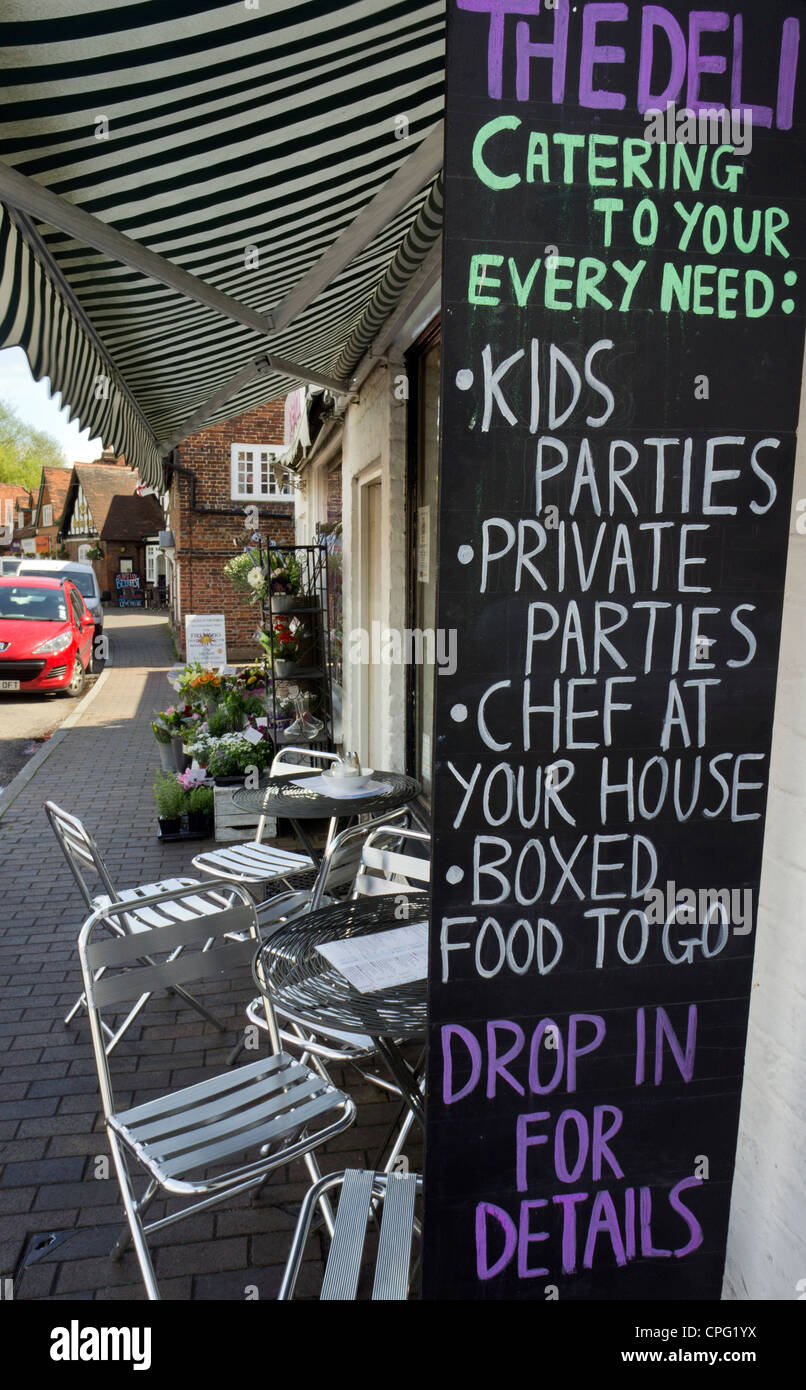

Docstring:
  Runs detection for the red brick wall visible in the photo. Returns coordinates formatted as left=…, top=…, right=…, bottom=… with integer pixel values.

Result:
left=171, top=401, right=296, bottom=659
left=61, top=539, right=146, bottom=599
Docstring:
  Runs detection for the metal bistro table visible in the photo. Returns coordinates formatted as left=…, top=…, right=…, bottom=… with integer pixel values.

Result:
left=253, top=891, right=430, bottom=1128
left=232, top=769, right=419, bottom=864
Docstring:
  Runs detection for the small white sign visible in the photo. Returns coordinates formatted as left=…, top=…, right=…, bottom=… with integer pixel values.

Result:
left=417, top=506, right=430, bottom=583
left=185, top=613, right=227, bottom=667
left=242, top=725, right=264, bottom=745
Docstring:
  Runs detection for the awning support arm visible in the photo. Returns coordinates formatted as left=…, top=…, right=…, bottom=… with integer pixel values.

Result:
left=269, top=121, right=444, bottom=333
left=0, top=160, right=273, bottom=338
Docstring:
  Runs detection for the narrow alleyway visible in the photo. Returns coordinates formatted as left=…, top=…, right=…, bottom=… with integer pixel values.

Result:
left=0, top=612, right=420, bottom=1299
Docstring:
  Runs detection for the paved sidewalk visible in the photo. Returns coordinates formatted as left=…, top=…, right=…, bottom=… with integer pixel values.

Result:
left=0, top=612, right=421, bottom=1300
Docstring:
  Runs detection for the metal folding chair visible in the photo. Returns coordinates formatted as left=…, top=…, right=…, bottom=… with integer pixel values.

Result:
left=46, top=800, right=235, bottom=1052
left=190, top=746, right=339, bottom=886
left=78, top=880, right=356, bottom=1301
left=278, top=1169, right=422, bottom=1300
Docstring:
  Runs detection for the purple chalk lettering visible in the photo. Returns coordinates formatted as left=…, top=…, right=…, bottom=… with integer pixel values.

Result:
left=515, top=3, right=569, bottom=103
left=441, top=1023, right=482, bottom=1104
left=552, top=1191, right=589, bottom=1274
left=566, top=1012, right=606, bottom=1091
left=486, top=1019, right=526, bottom=1098
left=457, top=0, right=546, bottom=101
left=624, top=1186, right=636, bottom=1260
left=579, top=3, right=627, bottom=110
left=591, top=1104, right=625, bottom=1181
left=516, top=1111, right=550, bottom=1191
left=686, top=10, right=729, bottom=114
left=583, top=1189, right=628, bottom=1269
left=517, top=1199, right=550, bottom=1278
left=476, top=1201, right=517, bottom=1278
left=637, top=6, right=686, bottom=113
left=635, top=1005, right=646, bottom=1085
left=554, top=1109, right=589, bottom=1183
left=654, top=1004, right=698, bottom=1085
left=639, top=1185, right=672, bottom=1257
left=528, top=1016, right=564, bottom=1094
left=776, top=17, right=800, bottom=130
left=670, top=1176, right=705, bottom=1258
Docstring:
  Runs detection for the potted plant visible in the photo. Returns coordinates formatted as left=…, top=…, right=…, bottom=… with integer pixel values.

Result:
left=268, top=552, right=302, bottom=612
left=186, top=783, right=214, bottom=835
left=153, top=772, right=187, bottom=836
left=260, top=618, right=301, bottom=676
left=204, top=730, right=273, bottom=785
left=87, top=543, right=105, bottom=561
left=151, top=714, right=176, bottom=773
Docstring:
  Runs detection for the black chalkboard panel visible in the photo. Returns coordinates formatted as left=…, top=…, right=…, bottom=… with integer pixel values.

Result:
left=425, top=0, right=806, bottom=1300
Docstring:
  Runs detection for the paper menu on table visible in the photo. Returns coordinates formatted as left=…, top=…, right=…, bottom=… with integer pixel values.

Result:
left=315, top=922, right=428, bottom=994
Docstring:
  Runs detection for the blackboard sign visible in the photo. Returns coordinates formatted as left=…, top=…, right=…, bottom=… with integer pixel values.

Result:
left=115, top=572, right=143, bottom=607
left=426, top=0, right=805, bottom=1300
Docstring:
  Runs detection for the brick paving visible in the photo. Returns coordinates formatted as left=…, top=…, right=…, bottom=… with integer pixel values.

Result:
left=0, top=611, right=422, bottom=1301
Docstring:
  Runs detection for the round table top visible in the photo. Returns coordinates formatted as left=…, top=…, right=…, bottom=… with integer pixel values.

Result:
left=253, top=891, right=430, bottom=1038
left=233, top=769, right=419, bottom=819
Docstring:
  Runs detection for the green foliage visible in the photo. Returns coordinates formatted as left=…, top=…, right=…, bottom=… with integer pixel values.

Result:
left=152, top=772, right=187, bottom=819
left=0, top=397, right=67, bottom=489
left=187, top=785, right=214, bottom=815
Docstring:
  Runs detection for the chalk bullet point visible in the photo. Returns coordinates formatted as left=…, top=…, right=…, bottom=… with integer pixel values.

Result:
left=457, top=544, right=473, bottom=564
left=784, top=270, right=798, bottom=286
left=451, top=703, right=468, bottom=722
left=446, top=865, right=464, bottom=885
left=782, top=299, right=795, bottom=314
left=456, top=369, right=474, bottom=390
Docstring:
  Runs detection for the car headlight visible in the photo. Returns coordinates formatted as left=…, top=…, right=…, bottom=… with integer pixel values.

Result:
left=33, top=630, right=74, bottom=655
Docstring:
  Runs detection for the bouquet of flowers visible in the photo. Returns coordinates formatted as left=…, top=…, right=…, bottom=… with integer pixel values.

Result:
left=198, top=730, right=273, bottom=779
left=224, top=547, right=267, bottom=604
left=259, top=617, right=301, bottom=665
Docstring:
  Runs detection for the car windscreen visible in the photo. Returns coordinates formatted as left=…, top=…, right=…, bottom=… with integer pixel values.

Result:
left=19, top=567, right=95, bottom=599
left=0, top=586, right=69, bottom=622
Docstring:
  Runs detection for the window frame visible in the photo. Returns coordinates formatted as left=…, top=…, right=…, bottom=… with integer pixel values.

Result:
left=229, top=443, right=294, bottom=501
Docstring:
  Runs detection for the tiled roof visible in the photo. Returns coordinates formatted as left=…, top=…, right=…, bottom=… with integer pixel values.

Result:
left=100, top=492, right=163, bottom=542
left=41, top=466, right=72, bottom=524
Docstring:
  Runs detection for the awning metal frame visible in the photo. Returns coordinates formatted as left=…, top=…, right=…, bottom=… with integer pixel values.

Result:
left=0, top=119, right=443, bottom=459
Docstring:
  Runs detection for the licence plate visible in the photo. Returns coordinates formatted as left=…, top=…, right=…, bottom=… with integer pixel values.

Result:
left=0, top=680, right=20, bottom=691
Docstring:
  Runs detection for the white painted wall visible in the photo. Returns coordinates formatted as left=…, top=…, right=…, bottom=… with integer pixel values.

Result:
left=723, top=371, right=806, bottom=1300
left=340, top=358, right=408, bottom=772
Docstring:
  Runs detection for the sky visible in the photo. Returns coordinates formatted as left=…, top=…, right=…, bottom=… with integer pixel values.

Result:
left=0, top=346, right=103, bottom=466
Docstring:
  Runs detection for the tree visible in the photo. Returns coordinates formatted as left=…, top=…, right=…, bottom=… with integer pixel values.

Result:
left=0, top=397, right=67, bottom=490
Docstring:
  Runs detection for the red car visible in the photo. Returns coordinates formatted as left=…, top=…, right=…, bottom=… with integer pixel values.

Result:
left=0, top=576, right=95, bottom=697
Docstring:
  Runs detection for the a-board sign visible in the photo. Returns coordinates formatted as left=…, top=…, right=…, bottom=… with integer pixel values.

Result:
left=115, top=572, right=143, bottom=607
left=185, top=613, right=227, bottom=668
left=426, top=0, right=805, bottom=1300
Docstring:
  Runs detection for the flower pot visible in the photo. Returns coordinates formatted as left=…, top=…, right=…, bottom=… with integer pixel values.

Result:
left=275, top=660, right=298, bottom=678
left=156, top=740, right=175, bottom=773
left=158, top=816, right=181, bottom=836
left=213, top=774, right=243, bottom=787
left=271, top=594, right=296, bottom=613
left=171, top=736, right=188, bottom=771
left=188, top=811, right=214, bottom=835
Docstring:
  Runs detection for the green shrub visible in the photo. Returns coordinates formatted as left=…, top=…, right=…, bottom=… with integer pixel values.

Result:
left=153, top=772, right=187, bottom=819
left=187, top=785, right=214, bottom=815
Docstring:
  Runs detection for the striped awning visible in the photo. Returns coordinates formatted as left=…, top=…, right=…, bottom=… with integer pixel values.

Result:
left=0, top=2, right=445, bottom=489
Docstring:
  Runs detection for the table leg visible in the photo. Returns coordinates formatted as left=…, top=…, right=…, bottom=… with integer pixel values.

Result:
left=289, top=818, right=321, bottom=864
left=374, top=1036, right=426, bottom=1129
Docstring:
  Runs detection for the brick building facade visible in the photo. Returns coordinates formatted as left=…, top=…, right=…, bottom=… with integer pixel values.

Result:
left=168, top=399, right=297, bottom=660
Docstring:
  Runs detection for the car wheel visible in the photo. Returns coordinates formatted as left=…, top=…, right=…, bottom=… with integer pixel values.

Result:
left=63, top=657, right=85, bottom=698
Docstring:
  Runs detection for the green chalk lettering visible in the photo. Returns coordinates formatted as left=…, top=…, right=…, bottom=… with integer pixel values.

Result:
left=746, top=271, right=774, bottom=317
left=613, top=260, right=646, bottom=311
left=692, top=264, right=716, bottom=315
left=661, top=263, right=692, bottom=312
left=765, top=208, right=790, bottom=258
left=526, top=132, right=550, bottom=183
left=544, top=256, right=575, bottom=310
left=472, top=116, right=521, bottom=191
left=593, top=198, right=623, bottom=249
left=575, top=259, right=612, bottom=310
left=588, top=134, right=619, bottom=187
left=468, top=254, right=503, bottom=306
left=717, top=267, right=740, bottom=319
left=673, top=202, right=704, bottom=253
left=509, top=256, right=543, bottom=306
